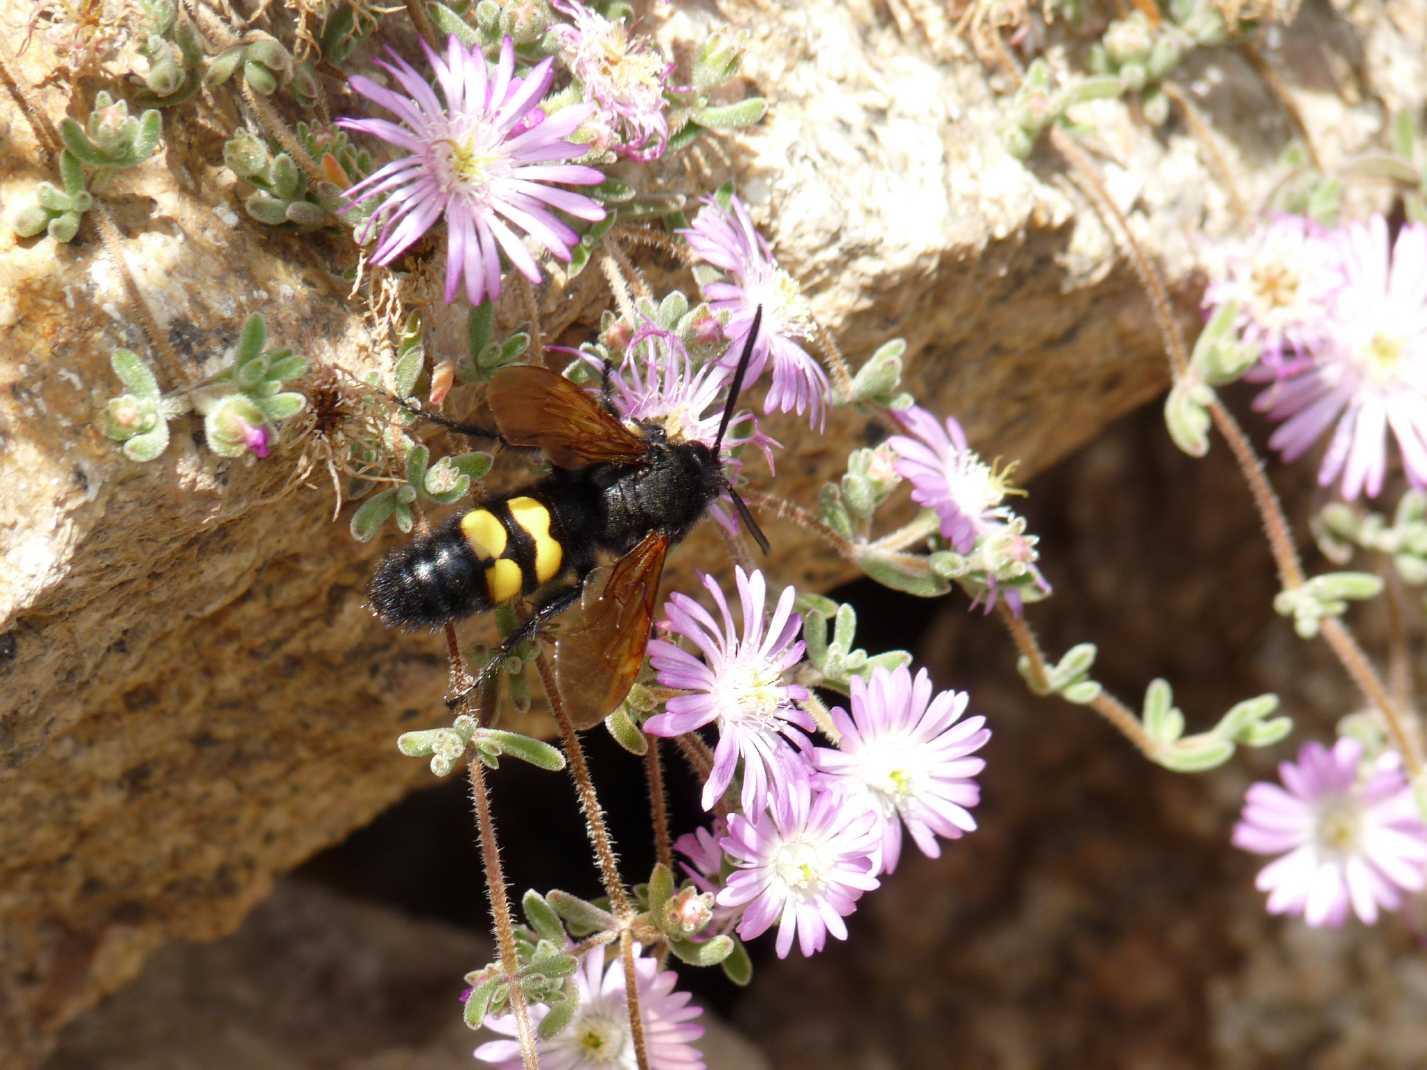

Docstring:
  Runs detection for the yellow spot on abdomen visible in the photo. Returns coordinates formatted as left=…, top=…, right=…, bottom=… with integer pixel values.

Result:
left=508, top=495, right=563, bottom=583
left=484, top=559, right=522, bottom=603
left=460, top=509, right=507, bottom=559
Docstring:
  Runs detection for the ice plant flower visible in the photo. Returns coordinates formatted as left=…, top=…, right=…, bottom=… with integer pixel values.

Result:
left=1232, top=737, right=1427, bottom=927
left=680, top=195, right=830, bottom=428
left=338, top=35, right=605, bottom=306
left=1255, top=217, right=1427, bottom=499
left=672, top=819, right=744, bottom=937
left=813, top=664, right=989, bottom=875
left=475, top=943, right=704, bottom=1069
left=550, top=0, right=670, bottom=160
left=1203, top=213, right=1344, bottom=376
left=644, top=567, right=814, bottom=815
left=605, top=321, right=779, bottom=476
left=717, top=777, right=881, bottom=958
left=887, top=405, right=1019, bottom=553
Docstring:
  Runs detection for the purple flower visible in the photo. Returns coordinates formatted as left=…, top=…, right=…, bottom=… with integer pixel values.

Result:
left=672, top=818, right=744, bottom=937
left=680, top=195, right=831, bottom=428
left=339, top=36, right=605, bottom=306
left=717, top=777, right=881, bottom=958
left=604, top=320, right=778, bottom=477
left=1232, top=737, right=1427, bottom=927
left=644, top=567, right=814, bottom=815
left=241, top=419, right=271, bottom=459
left=1255, top=217, right=1427, bottom=499
left=887, top=405, right=1018, bottom=553
left=1203, top=214, right=1344, bottom=377
left=813, top=665, right=989, bottom=875
left=550, top=0, right=670, bottom=160
left=475, top=942, right=704, bottom=1069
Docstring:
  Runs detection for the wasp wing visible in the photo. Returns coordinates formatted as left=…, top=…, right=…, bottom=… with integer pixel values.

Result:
left=552, top=530, right=670, bottom=730
left=487, top=365, right=648, bottom=469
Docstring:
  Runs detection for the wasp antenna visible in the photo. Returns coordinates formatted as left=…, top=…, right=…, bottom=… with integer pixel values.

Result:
left=728, top=487, right=771, bottom=555
left=714, top=306, right=763, bottom=456
left=396, top=396, right=503, bottom=442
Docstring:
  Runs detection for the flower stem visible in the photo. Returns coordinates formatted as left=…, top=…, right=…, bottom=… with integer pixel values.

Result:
left=518, top=274, right=546, bottom=368
left=1161, top=80, right=1248, bottom=222
left=600, top=252, right=639, bottom=328
left=868, top=511, right=942, bottom=554
left=604, top=235, right=653, bottom=301
left=467, top=758, right=539, bottom=1070
left=737, top=489, right=857, bottom=559
left=404, top=0, right=439, bottom=48
left=91, top=204, right=188, bottom=388
left=1382, top=566, right=1415, bottom=709
left=644, top=737, right=673, bottom=873
left=239, top=79, right=325, bottom=187
left=1237, top=42, right=1323, bottom=173
left=618, top=927, right=652, bottom=1070
left=996, top=602, right=1155, bottom=757
left=1320, top=618, right=1425, bottom=784
left=535, top=651, right=632, bottom=917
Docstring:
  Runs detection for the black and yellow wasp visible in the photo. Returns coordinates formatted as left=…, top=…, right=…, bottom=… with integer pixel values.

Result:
left=370, top=309, right=768, bottom=727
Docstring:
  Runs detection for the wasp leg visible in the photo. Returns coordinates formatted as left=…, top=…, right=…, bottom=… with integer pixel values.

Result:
left=445, top=580, right=587, bottom=717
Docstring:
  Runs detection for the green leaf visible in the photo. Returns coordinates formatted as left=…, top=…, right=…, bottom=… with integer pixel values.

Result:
left=350, top=488, right=398, bottom=541
left=499, top=332, right=530, bottom=363
left=467, top=299, right=495, bottom=362
left=430, top=1, right=482, bottom=45
left=591, top=177, right=637, bottom=203
left=1141, top=679, right=1182, bottom=744
left=667, top=120, right=704, bottom=152
left=668, top=934, right=734, bottom=967
left=601, top=705, right=646, bottom=755
left=1061, top=680, right=1102, bottom=704
left=394, top=343, right=426, bottom=398
left=256, top=391, right=305, bottom=421
left=131, top=109, right=163, bottom=164
left=691, top=97, right=767, bottom=129
left=464, top=978, right=499, bottom=1029
left=647, top=863, right=675, bottom=920
left=123, top=423, right=170, bottom=462
left=522, top=891, right=567, bottom=945
left=537, top=997, right=576, bottom=1040
left=58, top=148, right=86, bottom=194
left=451, top=451, right=493, bottom=480
left=720, top=938, right=753, bottom=985
left=856, top=551, right=951, bottom=597
left=235, top=314, right=267, bottom=364
left=1164, top=378, right=1213, bottom=458
left=265, top=353, right=307, bottom=382
left=1157, top=736, right=1235, bottom=773
left=546, top=890, right=616, bottom=935
left=482, top=729, right=566, bottom=770
left=111, top=348, right=161, bottom=398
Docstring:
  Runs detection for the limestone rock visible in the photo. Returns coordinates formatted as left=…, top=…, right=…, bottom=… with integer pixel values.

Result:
left=1, top=0, right=1423, bottom=1063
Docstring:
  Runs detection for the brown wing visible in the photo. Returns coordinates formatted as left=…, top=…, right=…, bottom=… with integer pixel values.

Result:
left=552, top=531, right=670, bottom=729
left=487, top=365, right=648, bottom=468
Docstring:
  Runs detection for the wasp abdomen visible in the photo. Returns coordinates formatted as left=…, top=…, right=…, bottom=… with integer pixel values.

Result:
left=370, top=497, right=568, bottom=629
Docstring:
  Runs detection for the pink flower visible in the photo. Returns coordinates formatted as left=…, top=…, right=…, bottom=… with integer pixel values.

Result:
left=645, top=567, right=813, bottom=814
left=1203, top=214, right=1343, bottom=377
left=717, top=777, right=881, bottom=958
left=813, top=665, right=989, bottom=875
left=241, top=419, right=271, bottom=459
left=1232, top=737, right=1427, bottom=926
left=1255, top=217, right=1427, bottom=499
left=550, top=0, right=670, bottom=160
left=886, top=405, right=1017, bottom=553
left=475, top=943, right=703, bottom=1069
left=338, top=35, right=605, bottom=305
left=680, top=195, right=830, bottom=428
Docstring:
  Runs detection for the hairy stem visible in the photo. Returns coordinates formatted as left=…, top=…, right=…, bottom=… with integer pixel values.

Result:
left=0, top=55, right=60, bottom=158
left=600, top=252, right=639, bottom=327
left=239, top=80, right=325, bottom=186
left=737, top=489, right=857, bottom=559
left=1238, top=42, right=1323, bottom=173
left=996, top=602, right=1155, bottom=757
left=535, top=652, right=633, bottom=916
left=405, top=0, right=439, bottom=48
left=1383, top=567, right=1415, bottom=709
left=605, top=236, right=653, bottom=301
left=90, top=204, right=188, bottom=387
left=1320, top=618, right=1425, bottom=784
left=644, top=738, right=674, bottom=873
left=1161, top=81, right=1248, bottom=222
left=810, top=320, right=855, bottom=402
left=518, top=274, right=546, bottom=368
left=618, top=928, right=652, bottom=1070
left=468, top=759, right=539, bottom=1070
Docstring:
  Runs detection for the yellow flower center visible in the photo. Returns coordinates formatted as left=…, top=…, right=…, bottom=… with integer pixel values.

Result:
left=446, top=136, right=498, bottom=187
left=1317, top=800, right=1360, bottom=854
left=573, top=1016, right=625, bottom=1063
left=1249, top=261, right=1300, bottom=311
left=1362, top=332, right=1405, bottom=382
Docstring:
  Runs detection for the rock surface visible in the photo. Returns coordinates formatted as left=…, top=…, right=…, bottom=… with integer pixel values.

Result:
left=1, top=0, right=1423, bottom=1063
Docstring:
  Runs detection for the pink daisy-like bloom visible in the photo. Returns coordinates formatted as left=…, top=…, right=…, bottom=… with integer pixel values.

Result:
left=1232, top=737, right=1427, bottom=927
left=717, top=777, right=881, bottom=958
left=1255, top=217, right=1427, bottom=499
left=550, top=0, right=670, bottom=160
left=680, top=195, right=831, bottom=429
left=644, top=567, right=814, bottom=815
left=887, top=404, right=1018, bottom=554
left=813, top=665, right=989, bottom=875
left=338, top=35, right=606, bottom=306
left=606, top=321, right=779, bottom=477
left=475, top=942, right=704, bottom=1069
left=1203, top=213, right=1344, bottom=377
